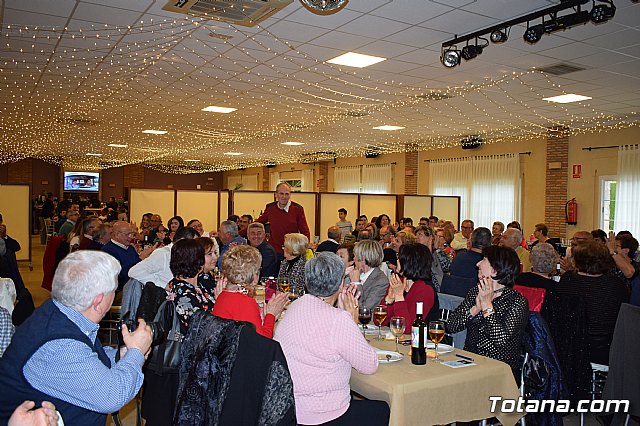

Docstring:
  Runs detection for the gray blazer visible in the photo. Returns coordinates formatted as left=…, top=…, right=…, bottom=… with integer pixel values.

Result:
left=360, top=267, right=389, bottom=310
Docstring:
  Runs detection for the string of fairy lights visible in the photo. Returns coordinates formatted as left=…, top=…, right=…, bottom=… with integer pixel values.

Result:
left=0, top=12, right=638, bottom=173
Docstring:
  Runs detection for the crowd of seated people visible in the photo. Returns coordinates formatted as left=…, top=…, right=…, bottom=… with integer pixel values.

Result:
left=3, top=191, right=640, bottom=426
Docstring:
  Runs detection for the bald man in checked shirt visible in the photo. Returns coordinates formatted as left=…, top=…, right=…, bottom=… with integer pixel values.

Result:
left=0, top=251, right=153, bottom=425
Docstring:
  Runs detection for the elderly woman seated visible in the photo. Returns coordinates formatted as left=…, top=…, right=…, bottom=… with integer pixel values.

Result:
left=553, top=240, right=629, bottom=364
left=515, top=242, right=559, bottom=312
left=275, top=252, right=389, bottom=426
left=278, top=233, right=308, bottom=295
left=447, top=245, right=530, bottom=376
left=213, top=245, right=289, bottom=338
left=349, top=240, right=389, bottom=310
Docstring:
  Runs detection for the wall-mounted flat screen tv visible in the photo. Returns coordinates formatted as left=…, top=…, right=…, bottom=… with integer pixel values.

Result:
left=63, top=171, right=100, bottom=192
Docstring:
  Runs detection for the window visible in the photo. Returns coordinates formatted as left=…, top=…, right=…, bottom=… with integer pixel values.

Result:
left=600, top=176, right=616, bottom=233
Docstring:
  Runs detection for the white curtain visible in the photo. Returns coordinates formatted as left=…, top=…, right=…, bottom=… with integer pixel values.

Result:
left=429, top=155, right=520, bottom=228
left=362, top=164, right=392, bottom=194
left=301, top=169, right=314, bottom=192
left=269, top=171, right=280, bottom=190
left=429, top=158, right=471, bottom=220
left=469, top=155, right=520, bottom=229
left=227, top=175, right=242, bottom=190
left=614, top=145, right=640, bottom=236
left=334, top=166, right=360, bottom=193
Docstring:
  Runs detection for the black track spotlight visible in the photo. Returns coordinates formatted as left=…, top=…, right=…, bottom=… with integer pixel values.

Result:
left=441, top=48, right=461, bottom=68
left=461, top=44, right=483, bottom=60
left=590, top=1, right=616, bottom=23
left=523, top=23, right=544, bottom=44
left=490, top=29, right=508, bottom=43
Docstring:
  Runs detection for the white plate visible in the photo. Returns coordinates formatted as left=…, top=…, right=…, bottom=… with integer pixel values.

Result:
left=425, top=343, right=454, bottom=354
left=375, top=349, right=403, bottom=363
left=364, top=325, right=389, bottom=335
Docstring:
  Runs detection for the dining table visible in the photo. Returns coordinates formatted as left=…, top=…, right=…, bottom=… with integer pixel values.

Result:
left=350, top=334, right=523, bottom=426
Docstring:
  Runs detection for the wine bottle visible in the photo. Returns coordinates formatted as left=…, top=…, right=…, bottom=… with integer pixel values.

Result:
left=411, top=301, right=426, bottom=365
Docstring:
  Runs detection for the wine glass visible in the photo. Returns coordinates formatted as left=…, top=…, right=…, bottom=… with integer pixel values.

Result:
left=390, top=316, right=406, bottom=353
left=288, top=285, right=301, bottom=302
left=428, top=320, right=445, bottom=362
left=358, top=307, right=372, bottom=339
left=373, top=305, right=388, bottom=340
left=278, top=277, right=291, bottom=293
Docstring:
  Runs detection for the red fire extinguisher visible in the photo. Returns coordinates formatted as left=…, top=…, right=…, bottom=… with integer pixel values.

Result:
left=566, top=198, right=578, bottom=225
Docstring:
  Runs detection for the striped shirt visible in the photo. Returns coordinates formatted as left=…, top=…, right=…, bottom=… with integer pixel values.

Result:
left=23, top=300, right=145, bottom=414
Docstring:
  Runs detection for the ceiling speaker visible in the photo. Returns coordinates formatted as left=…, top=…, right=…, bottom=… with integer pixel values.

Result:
left=461, top=136, right=483, bottom=150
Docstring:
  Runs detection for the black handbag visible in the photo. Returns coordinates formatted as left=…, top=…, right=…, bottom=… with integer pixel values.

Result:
left=147, top=299, right=184, bottom=375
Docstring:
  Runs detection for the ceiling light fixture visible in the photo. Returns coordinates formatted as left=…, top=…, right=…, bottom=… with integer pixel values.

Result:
left=107, top=144, right=128, bottom=148
left=201, top=106, right=237, bottom=113
left=86, top=153, right=103, bottom=156
left=441, top=48, right=461, bottom=68
left=184, top=159, right=201, bottom=162
left=327, top=52, right=386, bottom=68
left=543, top=93, right=592, bottom=103
left=281, top=141, right=305, bottom=146
left=373, top=125, right=405, bottom=131
left=441, top=0, right=614, bottom=67
left=224, top=152, right=243, bottom=156
left=490, top=28, right=509, bottom=43
left=142, top=129, right=167, bottom=135
left=299, top=0, right=348, bottom=15
left=590, top=1, right=616, bottom=23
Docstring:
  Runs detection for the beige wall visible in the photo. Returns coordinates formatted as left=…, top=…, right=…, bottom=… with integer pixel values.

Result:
left=567, top=127, right=635, bottom=234
left=417, top=137, right=547, bottom=236
left=221, top=126, right=639, bottom=238
left=224, top=163, right=318, bottom=191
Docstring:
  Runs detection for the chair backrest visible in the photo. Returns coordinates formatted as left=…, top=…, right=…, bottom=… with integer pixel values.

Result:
left=440, top=274, right=476, bottom=298
left=514, top=285, right=546, bottom=312
left=602, top=303, right=640, bottom=414
left=437, top=292, right=466, bottom=349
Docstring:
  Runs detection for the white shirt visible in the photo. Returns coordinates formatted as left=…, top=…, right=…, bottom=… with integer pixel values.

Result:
left=360, top=268, right=374, bottom=283
left=277, top=201, right=291, bottom=213
left=128, top=243, right=173, bottom=288
left=110, top=239, right=128, bottom=250
left=450, top=232, right=469, bottom=251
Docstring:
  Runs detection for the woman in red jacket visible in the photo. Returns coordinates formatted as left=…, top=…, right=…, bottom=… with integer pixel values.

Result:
left=383, top=243, right=440, bottom=333
left=212, top=245, right=289, bottom=338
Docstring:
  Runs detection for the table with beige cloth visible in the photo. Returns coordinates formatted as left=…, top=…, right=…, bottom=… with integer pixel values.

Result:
left=350, top=339, right=523, bottom=426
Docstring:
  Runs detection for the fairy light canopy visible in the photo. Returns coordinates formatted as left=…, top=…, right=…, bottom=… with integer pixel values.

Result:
left=0, top=0, right=638, bottom=173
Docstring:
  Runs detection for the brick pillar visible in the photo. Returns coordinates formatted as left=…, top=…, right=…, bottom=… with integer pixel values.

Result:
left=404, top=147, right=418, bottom=195
left=124, top=164, right=145, bottom=188
left=7, top=159, right=32, bottom=184
left=261, top=167, right=270, bottom=191
left=317, top=162, right=329, bottom=192
left=545, top=127, right=569, bottom=238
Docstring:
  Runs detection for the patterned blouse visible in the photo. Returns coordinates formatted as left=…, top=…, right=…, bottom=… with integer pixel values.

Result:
left=278, top=256, right=306, bottom=294
left=167, top=278, right=216, bottom=332
left=447, top=285, right=529, bottom=372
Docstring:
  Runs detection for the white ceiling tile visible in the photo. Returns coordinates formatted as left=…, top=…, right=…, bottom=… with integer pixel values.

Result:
left=370, top=1, right=453, bottom=25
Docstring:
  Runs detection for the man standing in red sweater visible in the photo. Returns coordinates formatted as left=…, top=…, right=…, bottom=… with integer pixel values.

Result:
left=257, top=183, right=310, bottom=261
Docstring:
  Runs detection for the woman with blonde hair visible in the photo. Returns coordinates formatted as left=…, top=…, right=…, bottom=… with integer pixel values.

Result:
left=213, top=245, right=289, bottom=338
left=278, top=233, right=309, bottom=295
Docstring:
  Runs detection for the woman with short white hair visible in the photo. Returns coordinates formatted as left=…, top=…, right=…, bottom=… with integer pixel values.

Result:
left=278, top=233, right=308, bottom=294
left=350, top=240, right=389, bottom=310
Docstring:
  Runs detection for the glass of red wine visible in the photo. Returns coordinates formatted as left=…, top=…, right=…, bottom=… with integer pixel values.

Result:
left=358, top=306, right=372, bottom=339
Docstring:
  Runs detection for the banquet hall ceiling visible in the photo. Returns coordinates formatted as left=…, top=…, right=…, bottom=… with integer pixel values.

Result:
left=0, top=0, right=639, bottom=172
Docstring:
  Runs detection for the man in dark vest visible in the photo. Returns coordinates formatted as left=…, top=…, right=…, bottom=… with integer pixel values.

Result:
left=0, top=250, right=153, bottom=425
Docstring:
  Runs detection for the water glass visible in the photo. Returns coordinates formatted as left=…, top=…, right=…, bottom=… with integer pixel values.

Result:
left=390, top=316, right=406, bottom=353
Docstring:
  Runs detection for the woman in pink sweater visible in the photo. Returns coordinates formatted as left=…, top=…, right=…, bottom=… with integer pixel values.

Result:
left=274, top=252, right=389, bottom=425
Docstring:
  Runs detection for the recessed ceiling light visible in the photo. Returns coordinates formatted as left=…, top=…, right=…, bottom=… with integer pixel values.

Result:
left=86, top=153, right=102, bottom=156
left=281, top=141, right=305, bottom=146
left=373, top=125, right=405, bottom=131
left=107, top=144, right=128, bottom=148
left=184, top=159, right=201, bottom=162
left=224, top=152, right=243, bottom=156
left=201, top=106, right=237, bottom=113
left=142, top=129, right=168, bottom=134
left=543, top=94, right=592, bottom=104
left=327, top=52, right=386, bottom=68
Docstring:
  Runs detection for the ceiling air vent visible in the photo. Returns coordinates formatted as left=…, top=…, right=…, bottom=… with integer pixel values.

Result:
left=417, top=91, right=453, bottom=101
left=538, top=63, right=586, bottom=76
left=162, top=0, right=293, bottom=27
